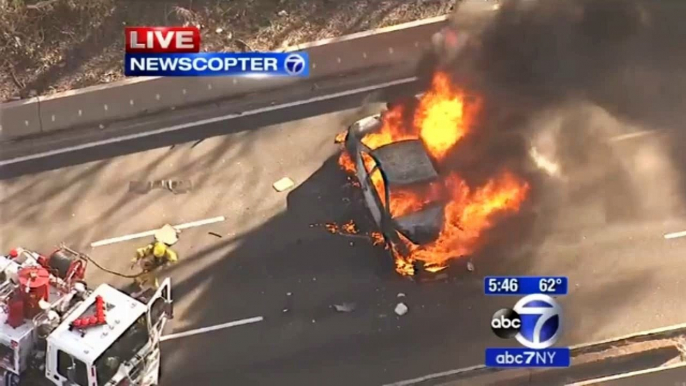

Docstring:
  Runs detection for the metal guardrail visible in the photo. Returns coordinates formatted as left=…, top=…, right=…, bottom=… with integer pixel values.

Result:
left=0, top=16, right=448, bottom=141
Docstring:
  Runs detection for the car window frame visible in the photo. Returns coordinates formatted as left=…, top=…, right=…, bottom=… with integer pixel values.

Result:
left=359, top=150, right=391, bottom=216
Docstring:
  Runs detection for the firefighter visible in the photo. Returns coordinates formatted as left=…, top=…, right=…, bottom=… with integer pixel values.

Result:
left=131, top=225, right=179, bottom=289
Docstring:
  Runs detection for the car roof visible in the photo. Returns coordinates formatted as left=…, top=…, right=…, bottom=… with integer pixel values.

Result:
left=370, top=140, right=439, bottom=186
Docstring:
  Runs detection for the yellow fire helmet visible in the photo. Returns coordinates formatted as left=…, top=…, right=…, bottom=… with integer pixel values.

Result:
left=152, top=242, right=167, bottom=258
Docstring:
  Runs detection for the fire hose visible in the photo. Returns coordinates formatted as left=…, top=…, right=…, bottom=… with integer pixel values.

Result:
left=60, top=245, right=148, bottom=279
left=82, top=253, right=148, bottom=279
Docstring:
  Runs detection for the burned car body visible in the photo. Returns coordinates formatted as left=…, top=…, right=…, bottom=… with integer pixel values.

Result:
left=342, top=113, right=445, bottom=258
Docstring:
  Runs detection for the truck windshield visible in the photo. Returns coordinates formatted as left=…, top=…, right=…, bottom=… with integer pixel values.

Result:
left=94, top=314, right=150, bottom=385
left=0, top=343, right=14, bottom=372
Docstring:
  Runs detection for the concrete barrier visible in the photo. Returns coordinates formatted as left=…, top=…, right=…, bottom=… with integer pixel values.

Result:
left=0, top=15, right=447, bottom=139
left=0, top=98, right=42, bottom=140
left=36, top=76, right=299, bottom=132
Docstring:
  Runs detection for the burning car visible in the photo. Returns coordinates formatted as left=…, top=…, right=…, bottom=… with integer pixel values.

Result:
left=339, top=115, right=446, bottom=273
left=336, top=72, right=530, bottom=277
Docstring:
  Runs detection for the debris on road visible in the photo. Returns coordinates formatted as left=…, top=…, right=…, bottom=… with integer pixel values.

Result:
left=155, top=224, right=180, bottom=246
left=395, top=303, right=408, bottom=316
left=467, top=261, right=474, bottom=272
left=273, top=177, right=295, bottom=192
left=397, top=293, right=405, bottom=298
left=129, top=180, right=193, bottom=194
left=208, top=232, right=222, bottom=238
left=287, top=292, right=292, bottom=296
left=282, top=308, right=289, bottom=313
left=333, top=303, right=356, bottom=313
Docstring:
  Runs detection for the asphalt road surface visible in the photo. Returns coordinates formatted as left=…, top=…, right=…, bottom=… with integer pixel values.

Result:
left=3, top=91, right=686, bottom=386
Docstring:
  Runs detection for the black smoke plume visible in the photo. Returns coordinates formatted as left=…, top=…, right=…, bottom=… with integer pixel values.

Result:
left=427, top=0, right=686, bottom=224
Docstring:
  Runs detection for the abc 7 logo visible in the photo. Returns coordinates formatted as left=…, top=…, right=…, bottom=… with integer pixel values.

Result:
left=284, top=54, right=306, bottom=76
left=491, top=294, right=562, bottom=349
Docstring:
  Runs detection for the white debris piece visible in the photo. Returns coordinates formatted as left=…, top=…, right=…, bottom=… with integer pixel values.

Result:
left=397, top=293, right=405, bottom=298
left=273, top=177, right=295, bottom=192
left=278, top=10, right=288, bottom=16
left=155, top=224, right=179, bottom=245
left=215, top=27, right=223, bottom=33
left=395, top=303, right=408, bottom=316
left=467, top=261, right=474, bottom=272
left=333, top=303, right=356, bottom=313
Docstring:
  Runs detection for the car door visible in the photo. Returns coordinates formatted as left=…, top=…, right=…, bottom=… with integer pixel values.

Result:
left=147, top=278, right=172, bottom=340
left=355, top=151, right=384, bottom=227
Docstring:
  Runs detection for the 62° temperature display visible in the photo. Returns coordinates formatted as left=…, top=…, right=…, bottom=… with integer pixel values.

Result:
left=484, top=276, right=568, bottom=296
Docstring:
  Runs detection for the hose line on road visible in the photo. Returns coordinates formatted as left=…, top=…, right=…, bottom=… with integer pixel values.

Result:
left=80, top=251, right=147, bottom=279
left=91, top=258, right=145, bottom=278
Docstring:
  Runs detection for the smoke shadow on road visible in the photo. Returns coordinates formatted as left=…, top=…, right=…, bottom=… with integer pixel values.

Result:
left=153, top=148, right=653, bottom=386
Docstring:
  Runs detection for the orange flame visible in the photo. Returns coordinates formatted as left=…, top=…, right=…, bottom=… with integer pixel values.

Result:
left=336, top=71, right=530, bottom=276
left=396, top=172, right=529, bottom=269
left=416, top=72, right=479, bottom=161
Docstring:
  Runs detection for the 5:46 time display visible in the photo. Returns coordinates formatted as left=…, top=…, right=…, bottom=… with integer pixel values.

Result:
left=484, top=276, right=568, bottom=296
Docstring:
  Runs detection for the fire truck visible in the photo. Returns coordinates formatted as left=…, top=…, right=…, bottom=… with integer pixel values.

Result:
left=0, top=246, right=172, bottom=386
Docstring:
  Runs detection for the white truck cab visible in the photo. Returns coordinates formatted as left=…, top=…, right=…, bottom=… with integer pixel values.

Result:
left=43, top=279, right=171, bottom=386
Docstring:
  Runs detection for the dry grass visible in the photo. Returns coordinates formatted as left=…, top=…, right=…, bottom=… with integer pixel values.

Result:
left=0, top=0, right=455, bottom=102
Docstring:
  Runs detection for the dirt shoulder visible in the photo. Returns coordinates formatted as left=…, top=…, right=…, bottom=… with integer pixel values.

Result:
left=0, top=0, right=455, bottom=102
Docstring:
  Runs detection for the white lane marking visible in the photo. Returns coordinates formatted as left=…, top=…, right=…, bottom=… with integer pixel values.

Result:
left=0, top=77, right=418, bottom=167
left=569, top=362, right=686, bottom=386
left=160, top=316, right=264, bottom=342
left=664, top=230, right=686, bottom=239
left=381, top=365, right=485, bottom=386
left=90, top=216, right=226, bottom=247
left=609, top=130, right=659, bottom=142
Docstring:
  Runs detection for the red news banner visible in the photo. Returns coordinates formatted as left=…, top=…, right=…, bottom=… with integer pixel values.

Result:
left=125, top=26, right=201, bottom=53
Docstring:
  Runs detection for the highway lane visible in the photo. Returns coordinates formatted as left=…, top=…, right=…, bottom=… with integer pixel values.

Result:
left=2, top=97, right=686, bottom=385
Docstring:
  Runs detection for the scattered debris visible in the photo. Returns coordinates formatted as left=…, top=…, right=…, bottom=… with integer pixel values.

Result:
left=215, top=27, right=223, bottom=33
left=155, top=224, right=179, bottom=246
left=397, top=293, right=405, bottom=298
left=415, top=272, right=449, bottom=283
left=467, top=261, right=474, bottom=272
left=312, top=319, right=316, bottom=323
left=273, top=177, right=295, bottom=192
left=282, top=308, right=289, bottom=313
left=208, top=232, right=222, bottom=238
left=286, top=292, right=292, bottom=296
left=395, top=303, right=408, bottom=316
left=278, top=10, right=288, bottom=16
left=333, top=303, right=356, bottom=313
left=129, top=180, right=193, bottom=194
